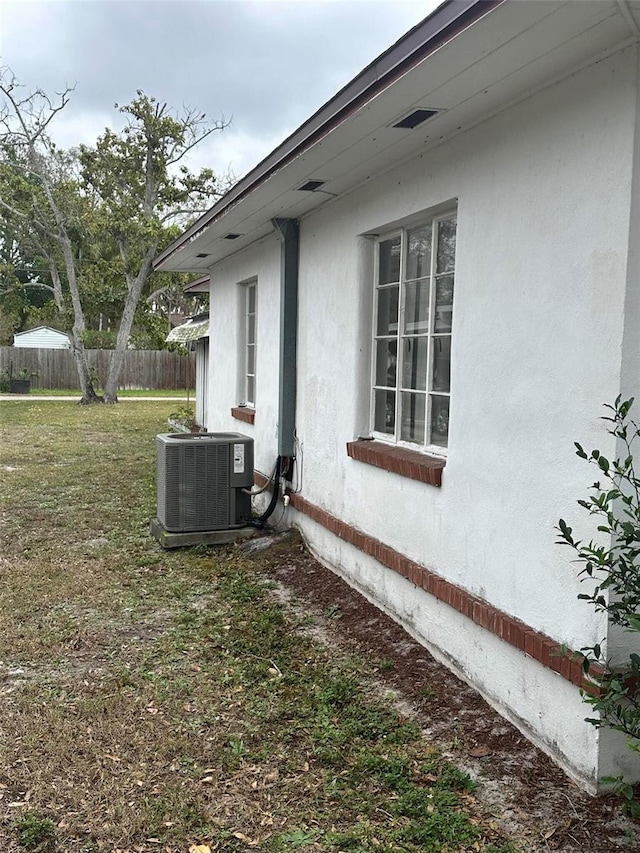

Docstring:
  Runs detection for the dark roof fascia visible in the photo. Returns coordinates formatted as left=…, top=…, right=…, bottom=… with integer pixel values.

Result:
left=154, top=0, right=504, bottom=271
left=183, top=274, right=210, bottom=295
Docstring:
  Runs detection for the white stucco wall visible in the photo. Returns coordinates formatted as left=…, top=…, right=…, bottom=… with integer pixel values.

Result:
left=206, top=236, right=281, bottom=479
left=295, top=46, right=638, bottom=644
left=206, top=46, right=640, bottom=787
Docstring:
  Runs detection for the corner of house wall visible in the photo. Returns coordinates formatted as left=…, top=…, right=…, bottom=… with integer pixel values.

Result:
left=597, top=725, right=640, bottom=788
left=619, top=43, right=640, bottom=407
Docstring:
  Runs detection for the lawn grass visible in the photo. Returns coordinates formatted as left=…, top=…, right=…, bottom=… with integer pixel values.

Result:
left=0, top=401, right=518, bottom=853
left=26, top=388, right=194, bottom=398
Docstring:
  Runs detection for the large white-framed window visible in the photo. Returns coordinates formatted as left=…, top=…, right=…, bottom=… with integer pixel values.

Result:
left=371, top=211, right=456, bottom=451
left=244, top=281, right=257, bottom=408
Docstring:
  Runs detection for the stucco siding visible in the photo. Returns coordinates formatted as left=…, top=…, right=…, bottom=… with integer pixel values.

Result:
left=206, top=237, right=281, bottom=479
left=295, top=46, right=637, bottom=654
left=205, top=46, right=640, bottom=787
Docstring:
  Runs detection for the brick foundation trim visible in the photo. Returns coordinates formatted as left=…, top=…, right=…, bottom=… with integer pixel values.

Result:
left=231, top=406, right=255, bottom=425
left=346, top=439, right=445, bottom=486
left=254, top=471, right=603, bottom=691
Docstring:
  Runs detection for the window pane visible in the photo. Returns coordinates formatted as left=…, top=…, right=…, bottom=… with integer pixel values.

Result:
left=406, top=225, right=431, bottom=280
left=402, top=337, right=428, bottom=392
left=430, top=395, right=449, bottom=447
left=379, top=237, right=401, bottom=285
left=374, top=389, right=395, bottom=434
left=247, top=376, right=255, bottom=405
left=247, top=285, right=256, bottom=313
left=436, top=218, right=456, bottom=273
left=376, top=285, right=399, bottom=336
left=434, top=275, right=454, bottom=333
left=375, top=339, right=397, bottom=387
left=247, top=313, right=256, bottom=345
left=404, top=278, right=430, bottom=334
left=400, top=392, right=426, bottom=444
left=247, top=344, right=255, bottom=374
left=432, top=336, right=451, bottom=392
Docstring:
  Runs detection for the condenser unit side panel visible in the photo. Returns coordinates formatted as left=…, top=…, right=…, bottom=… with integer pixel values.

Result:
left=204, top=443, right=230, bottom=530
left=230, top=488, right=252, bottom=527
left=156, top=437, right=166, bottom=523
left=157, top=437, right=184, bottom=531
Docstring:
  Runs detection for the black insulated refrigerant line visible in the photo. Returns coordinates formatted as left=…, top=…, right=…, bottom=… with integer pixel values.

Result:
left=250, top=455, right=283, bottom=529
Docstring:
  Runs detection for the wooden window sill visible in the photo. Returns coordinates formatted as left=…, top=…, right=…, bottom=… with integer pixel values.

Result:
left=346, top=439, right=445, bottom=487
left=231, top=407, right=255, bottom=425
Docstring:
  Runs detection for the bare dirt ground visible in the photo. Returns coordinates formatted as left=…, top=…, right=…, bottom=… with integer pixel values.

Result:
left=251, top=532, right=640, bottom=853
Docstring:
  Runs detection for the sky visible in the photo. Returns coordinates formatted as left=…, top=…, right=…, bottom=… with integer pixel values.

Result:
left=0, top=0, right=441, bottom=183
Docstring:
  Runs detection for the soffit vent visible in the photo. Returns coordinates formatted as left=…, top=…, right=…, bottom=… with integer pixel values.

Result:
left=224, top=233, right=243, bottom=240
left=195, top=252, right=210, bottom=258
left=298, top=179, right=326, bottom=192
left=393, top=109, right=439, bottom=129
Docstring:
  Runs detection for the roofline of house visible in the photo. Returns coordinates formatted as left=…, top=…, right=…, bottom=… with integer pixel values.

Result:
left=184, top=275, right=210, bottom=294
left=154, top=0, right=504, bottom=271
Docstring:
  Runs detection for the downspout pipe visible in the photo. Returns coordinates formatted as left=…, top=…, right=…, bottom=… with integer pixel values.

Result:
left=272, top=217, right=299, bottom=461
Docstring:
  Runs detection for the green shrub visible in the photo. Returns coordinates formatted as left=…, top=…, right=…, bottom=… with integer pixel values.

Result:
left=558, top=396, right=640, bottom=810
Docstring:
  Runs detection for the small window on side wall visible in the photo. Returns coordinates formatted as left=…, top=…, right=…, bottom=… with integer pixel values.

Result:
left=372, top=212, right=456, bottom=451
left=244, top=281, right=256, bottom=408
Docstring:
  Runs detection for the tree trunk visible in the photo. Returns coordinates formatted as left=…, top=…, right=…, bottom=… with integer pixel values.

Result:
left=102, top=307, right=132, bottom=403
left=103, top=250, right=155, bottom=403
left=60, top=238, right=103, bottom=404
left=69, top=329, right=103, bottom=404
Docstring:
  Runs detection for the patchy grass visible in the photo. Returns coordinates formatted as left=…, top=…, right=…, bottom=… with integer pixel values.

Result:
left=0, top=402, right=517, bottom=853
left=26, top=388, right=193, bottom=398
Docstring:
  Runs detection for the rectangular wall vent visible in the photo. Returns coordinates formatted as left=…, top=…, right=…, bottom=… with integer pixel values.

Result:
left=195, top=252, right=210, bottom=258
left=393, top=109, right=438, bottom=129
left=298, top=180, right=325, bottom=192
left=224, top=233, right=242, bottom=240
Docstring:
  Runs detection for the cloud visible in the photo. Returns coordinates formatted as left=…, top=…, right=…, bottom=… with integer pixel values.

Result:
left=1, top=0, right=438, bottom=177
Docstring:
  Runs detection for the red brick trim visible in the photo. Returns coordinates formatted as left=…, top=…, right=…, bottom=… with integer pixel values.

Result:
left=346, top=439, right=445, bottom=487
left=231, top=406, right=255, bottom=425
left=254, top=471, right=603, bottom=691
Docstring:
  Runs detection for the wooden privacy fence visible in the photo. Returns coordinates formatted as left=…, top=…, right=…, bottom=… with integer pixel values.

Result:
left=0, top=347, right=195, bottom=391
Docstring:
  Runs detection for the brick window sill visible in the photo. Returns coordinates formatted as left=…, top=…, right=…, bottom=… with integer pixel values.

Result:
left=346, top=439, right=445, bottom=487
left=231, top=406, right=255, bottom=425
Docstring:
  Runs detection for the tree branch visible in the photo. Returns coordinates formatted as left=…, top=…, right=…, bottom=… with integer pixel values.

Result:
left=159, top=207, right=210, bottom=224
left=165, top=120, right=228, bottom=166
left=0, top=280, right=57, bottom=296
left=0, top=197, right=61, bottom=243
left=0, top=75, right=74, bottom=147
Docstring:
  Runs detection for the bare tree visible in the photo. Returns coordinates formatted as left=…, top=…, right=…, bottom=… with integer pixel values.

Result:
left=0, top=71, right=227, bottom=402
left=0, top=72, right=102, bottom=401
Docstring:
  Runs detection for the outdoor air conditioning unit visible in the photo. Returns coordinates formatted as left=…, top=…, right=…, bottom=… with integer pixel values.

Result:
left=156, top=433, right=254, bottom=532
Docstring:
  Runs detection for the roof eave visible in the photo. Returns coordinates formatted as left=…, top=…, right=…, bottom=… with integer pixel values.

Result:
left=153, top=0, right=504, bottom=272
left=183, top=274, right=210, bottom=295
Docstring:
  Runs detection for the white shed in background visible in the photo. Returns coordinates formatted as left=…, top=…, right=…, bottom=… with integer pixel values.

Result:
left=13, top=326, right=70, bottom=349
